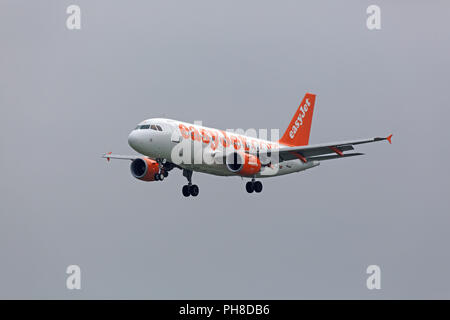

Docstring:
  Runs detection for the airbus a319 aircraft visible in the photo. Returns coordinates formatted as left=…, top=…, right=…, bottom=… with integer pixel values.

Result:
left=103, top=93, right=392, bottom=197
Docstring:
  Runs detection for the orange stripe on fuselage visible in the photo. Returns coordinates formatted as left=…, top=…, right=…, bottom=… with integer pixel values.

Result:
left=177, top=123, right=277, bottom=152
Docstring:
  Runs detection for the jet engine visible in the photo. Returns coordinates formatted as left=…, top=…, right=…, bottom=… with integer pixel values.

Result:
left=226, top=152, right=261, bottom=176
left=130, top=158, right=160, bottom=181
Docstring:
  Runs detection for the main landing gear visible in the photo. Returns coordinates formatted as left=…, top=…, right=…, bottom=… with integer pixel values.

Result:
left=154, top=158, right=170, bottom=181
left=182, top=169, right=199, bottom=197
left=246, top=178, right=263, bottom=193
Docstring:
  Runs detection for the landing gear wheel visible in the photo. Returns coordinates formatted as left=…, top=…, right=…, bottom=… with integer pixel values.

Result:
left=254, top=181, right=263, bottom=193
left=189, top=184, right=199, bottom=197
left=163, top=171, right=169, bottom=178
left=159, top=173, right=164, bottom=181
left=154, top=173, right=160, bottom=181
left=246, top=181, right=254, bottom=193
left=182, top=169, right=198, bottom=197
left=182, top=185, right=190, bottom=197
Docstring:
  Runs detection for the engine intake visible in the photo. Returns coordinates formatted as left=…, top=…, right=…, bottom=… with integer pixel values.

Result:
left=226, top=152, right=261, bottom=176
left=130, top=158, right=160, bottom=181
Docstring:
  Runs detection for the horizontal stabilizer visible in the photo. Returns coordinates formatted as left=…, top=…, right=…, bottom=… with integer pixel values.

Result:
left=307, top=153, right=364, bottom=161
left=101, top=153, right=138, bottom=161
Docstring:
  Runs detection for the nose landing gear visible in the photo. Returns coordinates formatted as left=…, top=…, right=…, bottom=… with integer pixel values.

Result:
left=154, top=159, right=170, bottom=181
left=182, top=169, right=199, bottom=197
left=246, top=178, right=263, bottom=193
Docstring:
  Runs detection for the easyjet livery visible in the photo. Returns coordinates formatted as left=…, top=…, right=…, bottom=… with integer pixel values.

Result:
left=103, top=93, right=392, bottom=197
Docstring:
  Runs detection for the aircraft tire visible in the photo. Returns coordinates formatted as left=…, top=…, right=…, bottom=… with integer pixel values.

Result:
left=254, top=181, right=263, bottom=193
left=189, top=184, right=199, bottom=197
left=182, top=185, right=190, bottom=197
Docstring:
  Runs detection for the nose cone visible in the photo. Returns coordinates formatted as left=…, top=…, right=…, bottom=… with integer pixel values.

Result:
left=128, top=131, right=139, bottom=151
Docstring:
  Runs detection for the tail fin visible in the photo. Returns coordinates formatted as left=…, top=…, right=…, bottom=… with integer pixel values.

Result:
left=279, top=93, right=316, bottom=146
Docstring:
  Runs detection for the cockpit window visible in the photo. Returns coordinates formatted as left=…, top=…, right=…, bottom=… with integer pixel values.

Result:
left=135, top=125, right=150, bottom=130
left=135, top=123, right=162, bottom=130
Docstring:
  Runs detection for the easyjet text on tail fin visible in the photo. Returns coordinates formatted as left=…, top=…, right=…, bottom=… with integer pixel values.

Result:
left=279, top=93, right=316, bottom=146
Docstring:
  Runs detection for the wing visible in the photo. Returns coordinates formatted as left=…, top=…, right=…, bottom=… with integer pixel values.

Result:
left=276, top=134, right=392, bottom=162
left=101, top=152, right=139, bottom=161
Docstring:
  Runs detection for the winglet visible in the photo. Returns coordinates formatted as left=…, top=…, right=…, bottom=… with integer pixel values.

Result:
left=386, top=134, right=393, bottom=144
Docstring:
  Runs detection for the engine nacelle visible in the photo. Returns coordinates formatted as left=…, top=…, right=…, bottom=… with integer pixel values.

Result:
left=130, top=158, right=160, bottom=181
left=226, top=152, right=261, bottom=176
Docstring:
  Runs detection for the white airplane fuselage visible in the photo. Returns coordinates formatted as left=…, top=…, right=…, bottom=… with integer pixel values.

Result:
left=127, top=118, right=319, bottom=178
left=104, top=93, right=390, bottom=197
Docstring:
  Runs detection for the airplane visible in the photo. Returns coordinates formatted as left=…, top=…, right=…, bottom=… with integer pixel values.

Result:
left=103, top=93, right=392, bottom=197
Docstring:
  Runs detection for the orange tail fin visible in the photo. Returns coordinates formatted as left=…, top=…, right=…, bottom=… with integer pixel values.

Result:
left=279, top=93, right=316, bottom=146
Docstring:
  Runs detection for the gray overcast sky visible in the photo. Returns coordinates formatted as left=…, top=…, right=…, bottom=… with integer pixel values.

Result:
left=1, top=0, right=449, bottom=299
